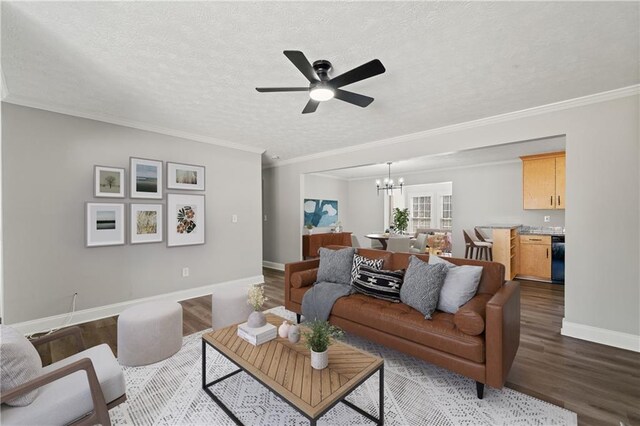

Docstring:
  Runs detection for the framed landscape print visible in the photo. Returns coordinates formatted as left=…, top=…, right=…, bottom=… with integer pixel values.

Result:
left=130, top=203, right=163, bottom=244
left=167, top=194, right=205, bottom=247
left=86, top=203, right=125, bottom=247
left=94, top=166, right=125, bottom=198
left=167, top=162, right=205, bottom=191
left=130, top=157, right=163, bottom=199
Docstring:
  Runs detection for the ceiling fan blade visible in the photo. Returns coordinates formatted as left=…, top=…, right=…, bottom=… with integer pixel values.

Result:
left=256, top=87, right=308, bottom=92
left=283, top=50, right=319, bottom=83
left=329, top=59, right=386, bottom=88
left=302, top=99, right=319, bottom=114
left=334, top=89, right=374, bottom=108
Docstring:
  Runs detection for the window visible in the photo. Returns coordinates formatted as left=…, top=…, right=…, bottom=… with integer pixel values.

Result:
left=441, top=195, right=452, bottom=229
left=410, top=196, right=431, bottom=232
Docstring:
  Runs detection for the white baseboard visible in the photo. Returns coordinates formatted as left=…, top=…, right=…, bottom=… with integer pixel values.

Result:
left=9, top=275, right=264, bottom=336
left=561, top=319, right=640, bottom=352
left=262, top=261, right=285, bottom=271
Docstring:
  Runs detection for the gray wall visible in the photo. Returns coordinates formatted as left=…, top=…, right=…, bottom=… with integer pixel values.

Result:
left=2, top=104, right=263, bottom=324
left=346, top=160, right=565, bottom=258
left=262, top=94, right=639, bottom=343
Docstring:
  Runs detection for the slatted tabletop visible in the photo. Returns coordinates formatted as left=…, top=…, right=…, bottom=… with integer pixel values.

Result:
left=202, top=313, right=383, bottom=419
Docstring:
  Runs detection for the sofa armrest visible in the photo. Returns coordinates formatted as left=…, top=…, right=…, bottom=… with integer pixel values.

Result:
left=485, top=281, right=520, bottom=389
left=0, top=357, right=110, bottom=426
left=30, top=326, right=85, bottom=353
left=285, top=259, right=320, bottom=311
left=454, top=293, right=493, bottom=336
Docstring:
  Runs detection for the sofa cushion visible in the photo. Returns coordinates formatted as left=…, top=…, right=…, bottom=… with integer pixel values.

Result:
left=0, top=325, right=42, bottom=406
left=291, top=268, right=318, bottom=289
left=352, top=266, right=404, bottom=302
left=400, top=256, right=449, bottom=319
left=290, top=286, right=310, bottom=304
left=429, top=255, right=483, bottom=314
left=331, top=294, right=484, bottom=363
left=1, top=344, right=125, bottom=425
left=350, top=254, right=384, bottom=284
left=317, top=247, right=356, bottom=285
left=454, top=294, right=493, bottom=336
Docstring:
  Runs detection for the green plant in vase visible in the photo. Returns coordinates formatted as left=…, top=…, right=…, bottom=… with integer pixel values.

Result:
left=393, top=208, right=410, bottom=234
left=302, top=321, right=344, bottom=370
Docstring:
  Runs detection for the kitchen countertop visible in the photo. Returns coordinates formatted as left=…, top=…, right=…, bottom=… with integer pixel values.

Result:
left=477, top=225, right=565, bottom=236
left=476, top=224, right=522, bottom=229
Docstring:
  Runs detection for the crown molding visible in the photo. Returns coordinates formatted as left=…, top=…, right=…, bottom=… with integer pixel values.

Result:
left=2, top=95, right=266, bottom=155
left=268, top=84, right=640, bottom=168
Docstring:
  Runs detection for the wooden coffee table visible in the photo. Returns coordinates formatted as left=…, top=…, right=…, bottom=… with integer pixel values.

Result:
left=202, top=314, right=384, bottom=425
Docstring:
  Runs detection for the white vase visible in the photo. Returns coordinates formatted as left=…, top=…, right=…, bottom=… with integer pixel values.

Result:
left=310, top=349, right=328, bottom=370
left=278, top=321, right=290, bottom=338
left=288, top=325, right=300, bottom=343
left=247, top=311, right=266, bottom=328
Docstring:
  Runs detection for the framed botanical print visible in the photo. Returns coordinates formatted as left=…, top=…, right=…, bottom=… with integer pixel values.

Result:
left=166, top=162, right=205, bottom=191
left=130, top=203, right=163, bottom=244
left=86, top=203, right=125, bottom=247
left=94, top=166, right=125, bottom=198
left=167, top=194, right=205, bottom=247
left=130, top=157, right=163, bottom=199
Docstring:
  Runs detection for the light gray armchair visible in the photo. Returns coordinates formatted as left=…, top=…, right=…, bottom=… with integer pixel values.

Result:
left=1, top=326, right=126, bottom=426
left=410, top=233, right=428, bottom=253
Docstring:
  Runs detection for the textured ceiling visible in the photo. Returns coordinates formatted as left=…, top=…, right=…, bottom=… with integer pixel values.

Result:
left=2, top=2, right=638, bottom=165
left=317, top=136, right=566, bottom=180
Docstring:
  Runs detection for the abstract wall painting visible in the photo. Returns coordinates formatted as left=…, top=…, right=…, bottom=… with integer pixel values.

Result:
left=304, top=199, right=339, bottom=227
left=167, top=194, right=205, bottom=247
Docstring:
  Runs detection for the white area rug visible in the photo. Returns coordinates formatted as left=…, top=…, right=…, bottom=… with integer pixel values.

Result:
left=110, top=306, right=576, bottom=425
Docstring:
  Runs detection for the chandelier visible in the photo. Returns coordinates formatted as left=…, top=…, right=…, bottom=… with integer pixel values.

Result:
left=376, top=162, right=404, bottom=195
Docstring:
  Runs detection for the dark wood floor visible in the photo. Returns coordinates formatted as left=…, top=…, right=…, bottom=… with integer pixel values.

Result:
left=36, top=268, right=639, bottom=425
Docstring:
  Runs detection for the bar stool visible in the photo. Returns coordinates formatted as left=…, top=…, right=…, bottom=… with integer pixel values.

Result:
left=463, top=229, right=493, bottom=260
left=474, top=227, right=494, bottom=244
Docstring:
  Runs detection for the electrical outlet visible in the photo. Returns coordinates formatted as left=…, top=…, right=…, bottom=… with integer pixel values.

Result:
left=232, top=214, right=238, bottom=223
left=182, top=267, right=189, bottom=278
left=264, top=214, right=268, bottom=222
left=544, top=216, right=551, bottom=223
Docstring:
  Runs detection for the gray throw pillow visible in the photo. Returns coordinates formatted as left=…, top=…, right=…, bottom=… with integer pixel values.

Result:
left=429, top=255, right=483, bottom=314
left=0, top=325, right=42, bottom=406
left=400, top=256, right=449, bottom=319
left=317, top=247, right=356, bottom=286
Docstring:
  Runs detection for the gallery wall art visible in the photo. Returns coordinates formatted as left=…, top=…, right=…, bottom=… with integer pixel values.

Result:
left=167, top=194, right=206, bottom=247
left=130, top=157, right=163, bottom=199
left=94, top=166, right=125, bottom=198
left=167, top=162, right=205, bottom=191
left=86, top=202, right=125, bottom=247
left=130, top=203, right=163, bottom=244
left=304, top=199, right=339, bottom=227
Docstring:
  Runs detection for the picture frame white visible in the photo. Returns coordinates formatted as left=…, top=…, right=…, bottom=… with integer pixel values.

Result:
left=86, top=202, right=125, bottom=247
left=130, top=157, right=163, bottom=199
left=167, top=194, right=205, bottom=247
left=130, top=203, right=163, bottom=244
left=94, top=166, right=125, bottom=198
left=166, top=162, right=205, bottom=191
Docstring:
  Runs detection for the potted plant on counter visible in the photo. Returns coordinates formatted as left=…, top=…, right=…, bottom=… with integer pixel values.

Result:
left=302, top=321, right=344, bottom=370
left=304, top=223, right=315, bottom=235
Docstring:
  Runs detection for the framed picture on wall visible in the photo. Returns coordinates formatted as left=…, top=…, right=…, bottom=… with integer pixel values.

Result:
left=130, top=157, right=163, bottom=199
left=94, top=166, right=125, bottom=198
left=167, top=194, right=205, bottom=247
left=166, top=162, right=205, bottom=191
left=130, top=203, right=163, bottom=244
left=86, top=202, right=125, bottom=247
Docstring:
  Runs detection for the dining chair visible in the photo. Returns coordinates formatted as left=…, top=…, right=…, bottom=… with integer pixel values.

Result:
left=409, top=233, right=428, bottom=253
left=463, top=229, right=493, bottom=260
left=351, top=235, right=361, bottom=248
left=386, top=237, right=412, bottom=253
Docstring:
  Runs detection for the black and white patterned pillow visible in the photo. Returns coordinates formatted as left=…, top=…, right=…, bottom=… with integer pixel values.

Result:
left=352, top=265, right=405, bottom=302
left=350, top=254, right=384, bottom=284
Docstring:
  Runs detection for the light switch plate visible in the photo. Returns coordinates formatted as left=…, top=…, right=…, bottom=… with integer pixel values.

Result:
left=232, top=214, right=238, bottom=223
left=182, top=267, right=189, bottom=277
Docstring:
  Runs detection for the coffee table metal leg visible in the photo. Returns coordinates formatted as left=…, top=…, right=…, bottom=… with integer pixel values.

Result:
left=379, top=365, right=384, bottom=425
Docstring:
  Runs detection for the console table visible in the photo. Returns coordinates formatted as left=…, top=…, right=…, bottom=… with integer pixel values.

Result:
left=302, top=232, right=352, bottom=259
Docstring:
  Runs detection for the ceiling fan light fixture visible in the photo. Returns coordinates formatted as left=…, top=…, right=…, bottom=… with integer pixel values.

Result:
left=309, top=86, right=334, bottom=102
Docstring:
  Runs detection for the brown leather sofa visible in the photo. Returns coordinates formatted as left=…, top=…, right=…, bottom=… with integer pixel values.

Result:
left=284, top=247, right=520, bottom=399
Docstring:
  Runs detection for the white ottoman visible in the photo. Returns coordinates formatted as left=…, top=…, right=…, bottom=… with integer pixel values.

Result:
left=211, top=285, right=254, bottom=330
left=117, top=301, right=183, bottom=366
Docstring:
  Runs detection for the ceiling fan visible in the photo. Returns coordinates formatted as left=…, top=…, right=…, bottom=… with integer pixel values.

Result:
left=256, top=50, right=386, bottom=114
